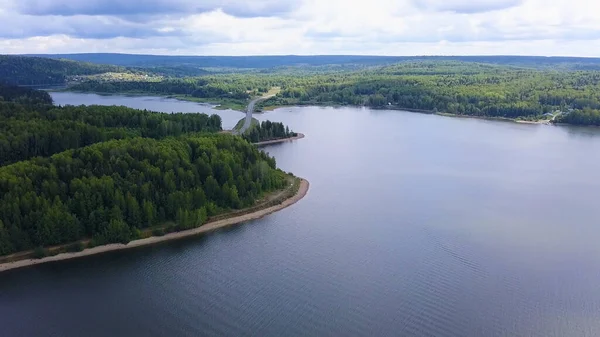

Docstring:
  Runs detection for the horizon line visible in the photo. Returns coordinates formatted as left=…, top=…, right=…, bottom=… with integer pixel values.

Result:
left=7, top=53, right=600, bottom=59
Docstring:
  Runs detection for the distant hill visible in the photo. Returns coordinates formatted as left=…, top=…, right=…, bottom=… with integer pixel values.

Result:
left=24, top=53, right=600, bottom=70
left=0, top=55, right=124, bottom=86
left=0, top=82, right=53, bottom=105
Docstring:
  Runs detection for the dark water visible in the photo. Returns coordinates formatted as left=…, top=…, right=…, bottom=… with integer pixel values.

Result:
left=2, top=94, right=600, bottom=336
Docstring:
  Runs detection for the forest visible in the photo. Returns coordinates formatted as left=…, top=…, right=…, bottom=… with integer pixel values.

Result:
left=0, top=56, right=123, bottom=85
left=243, top=121, right=298, bottom=143
left=0, top=83, right=54, bottom=105
left=0, top=84, right=291, bottom=256
left=555, top=108, right=600, bottom=125
left=0, top=94, right=222, bottom=166
left=70, top=79, right=252, bottom=100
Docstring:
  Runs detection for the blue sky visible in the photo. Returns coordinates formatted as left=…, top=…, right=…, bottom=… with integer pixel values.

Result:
left=0, top=0, right=599, bottom=56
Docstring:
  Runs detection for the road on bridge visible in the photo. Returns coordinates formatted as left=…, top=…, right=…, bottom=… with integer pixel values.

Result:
left=233, top=93, right=277, bottom=135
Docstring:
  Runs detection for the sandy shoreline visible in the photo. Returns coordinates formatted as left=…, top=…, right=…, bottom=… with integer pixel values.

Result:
left=254, top=133, right=305, bottom=146
left=0, top=179, right=309, bottom=273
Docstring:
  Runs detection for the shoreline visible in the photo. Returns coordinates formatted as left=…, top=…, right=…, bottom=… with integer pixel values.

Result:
left=53, top=90, right=243, bottom=111
left=255, top=101, right=554, bottom=125
left=0, top=179, right=310, bottom=273
left=56, top=90, right=560, bottom=126
left=255, top=133, right=305, bottom=146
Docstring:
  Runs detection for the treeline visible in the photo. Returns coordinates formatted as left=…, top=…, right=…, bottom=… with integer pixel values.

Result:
left=0, top=102, right=222, bottom=166
left=0, top=83, right=53, bottom=105
left=0, top=135, right=288, bottom=254
left=70, top=79, right=251, bottom=100
left=244, top=121, right=297, bottom=143
left=555, top=109, right=600, bottom=126
left=255, top=62, right=600, bottom=122
left=29, top=54, right=600, bottom=70
left=0, top=55, right=123, bottom=85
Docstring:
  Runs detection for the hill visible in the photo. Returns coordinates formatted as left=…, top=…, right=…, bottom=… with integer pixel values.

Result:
left=25, top=53, right=600, bottom=70
left=0, top=55, right=124, bottom=86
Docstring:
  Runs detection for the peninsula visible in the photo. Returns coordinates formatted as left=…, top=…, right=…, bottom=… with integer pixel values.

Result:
left=0, top=84, right=310, bottom=271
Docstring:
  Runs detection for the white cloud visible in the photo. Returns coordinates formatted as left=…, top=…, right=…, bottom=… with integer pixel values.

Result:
left=0, top=0, right=599, bottom=55
left=413, top=0, right=524, bottom=13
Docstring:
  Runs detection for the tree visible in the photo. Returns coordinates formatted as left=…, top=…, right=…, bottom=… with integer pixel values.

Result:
left=126, top=193, right=141, bottom=228
left=142, top=200, right=156, bottom=227
left=100, top=219, right=132, bottom=244
left=0, top=220, right=14, bottom=255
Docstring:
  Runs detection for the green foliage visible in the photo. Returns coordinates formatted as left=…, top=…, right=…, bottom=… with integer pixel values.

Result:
left=0, top=84, right=223, bottom=166
left=70, top=79, right=250, bottom=100
left=0, top=83, right=53, bottom=105
left=0, top=134, right=287, bottom=255
left=0, top=55, right=124, bottom=85
left=555, top=108, right=600, bottom=126
left=152, top=228, right=166, bottom=237
left=0, top=85, right=289, bottom=256
left=67, top=242, right=85, bottom=253
left=0, top=220, right=13, bottom=256
left=243, top=120, right=297, bottom=143
left=33, top=247, right=48, bottom=259
left=234, top=117, right=259, bottom=132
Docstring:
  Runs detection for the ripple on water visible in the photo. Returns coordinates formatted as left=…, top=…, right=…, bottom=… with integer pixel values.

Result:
left=3, top=97, right=600, bottom=337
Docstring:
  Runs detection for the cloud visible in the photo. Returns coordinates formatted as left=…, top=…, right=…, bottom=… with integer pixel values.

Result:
left=412, top=0, right=524, bottom=13
left=0, top=14, right=187, bottom=39
left=1, top=0, right=600, bottom=56
left=11, top=0, right=297, bottom=18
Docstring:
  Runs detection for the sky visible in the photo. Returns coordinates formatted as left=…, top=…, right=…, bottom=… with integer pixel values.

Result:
left=0, top=0, right=599, bottom=56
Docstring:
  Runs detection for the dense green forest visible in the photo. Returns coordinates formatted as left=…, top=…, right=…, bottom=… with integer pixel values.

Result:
left=70, top=79, right=251, bottom=100
left=0, top=84, right=292, bottom=256
left=0, top=86, right=222, bottom=166
left=244, top=121, right=298, bottom=143
left=0, top=135, right=287, bottom=255
left=555, top=108, right=600, bottom=126
left=0, top=56, right=124, bottom=85
left=0, top=83, right=54, bottom=105
left=257, top=62, right=600, bottom=122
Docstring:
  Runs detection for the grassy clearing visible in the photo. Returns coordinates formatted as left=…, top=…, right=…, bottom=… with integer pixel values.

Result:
left=263, top=87, right=281, bottom=97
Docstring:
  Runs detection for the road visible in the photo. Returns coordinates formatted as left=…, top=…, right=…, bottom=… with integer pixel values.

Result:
left=233, top=94, right=275, bottom=135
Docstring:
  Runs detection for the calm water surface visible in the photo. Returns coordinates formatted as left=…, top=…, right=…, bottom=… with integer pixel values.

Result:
left=2, top=93, right=600, bottom=336
left=51, top=92, right=244, bottom=130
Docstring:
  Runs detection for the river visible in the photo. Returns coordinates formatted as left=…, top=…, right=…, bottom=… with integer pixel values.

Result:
left=2, top=92, right=600, bottom=336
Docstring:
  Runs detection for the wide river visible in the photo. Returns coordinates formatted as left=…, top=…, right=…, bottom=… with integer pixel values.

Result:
left=2, top=92, right=600, bottom=336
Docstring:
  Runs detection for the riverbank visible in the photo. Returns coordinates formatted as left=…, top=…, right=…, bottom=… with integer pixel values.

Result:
left=0, top=178, right=310, bottom=273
